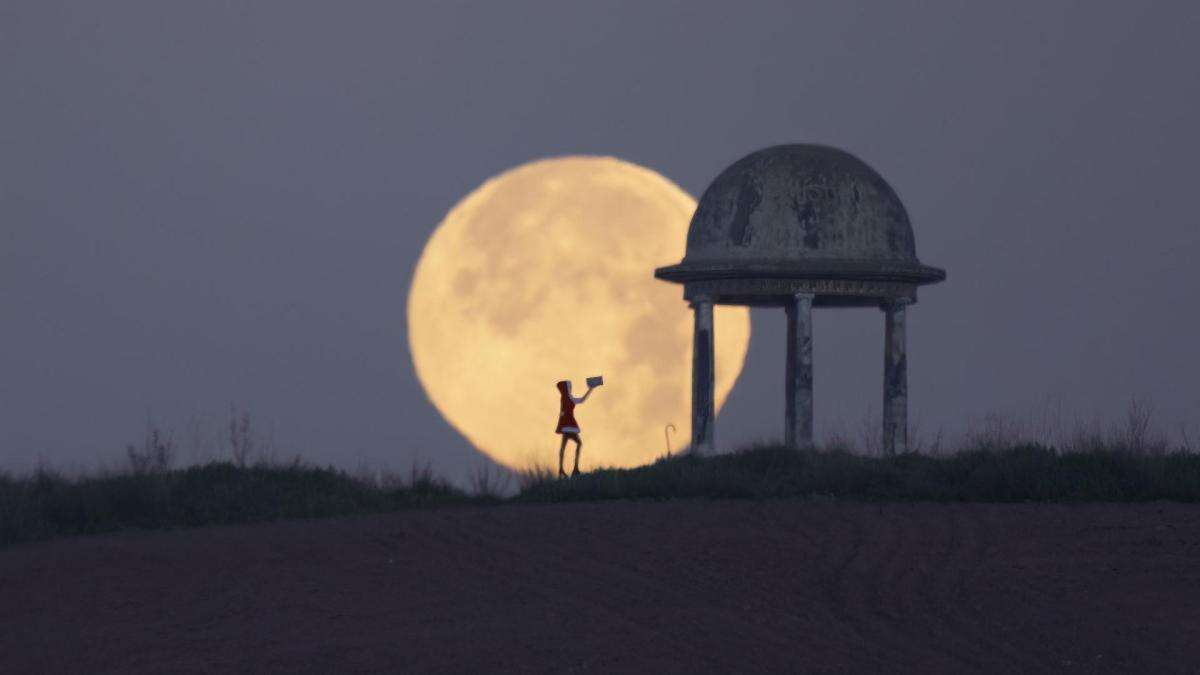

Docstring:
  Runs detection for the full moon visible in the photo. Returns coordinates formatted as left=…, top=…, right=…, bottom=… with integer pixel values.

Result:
left=407, top=157, right=750, bottom=471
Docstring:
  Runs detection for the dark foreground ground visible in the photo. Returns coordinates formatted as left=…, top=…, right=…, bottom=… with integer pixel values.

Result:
left=2, top=501, right=1199, bottom=673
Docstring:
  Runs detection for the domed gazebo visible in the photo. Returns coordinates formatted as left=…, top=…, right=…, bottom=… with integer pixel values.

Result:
left=655, top=144, right=945, bottom=454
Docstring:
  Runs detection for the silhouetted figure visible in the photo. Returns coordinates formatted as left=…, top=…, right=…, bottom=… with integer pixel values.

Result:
left=555, top=380, right=594, bottom=477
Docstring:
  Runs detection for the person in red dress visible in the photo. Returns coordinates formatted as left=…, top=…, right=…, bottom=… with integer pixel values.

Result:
left=555, top=380, right=594, bottom=477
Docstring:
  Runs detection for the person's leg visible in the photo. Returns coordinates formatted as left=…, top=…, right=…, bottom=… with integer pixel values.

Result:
left=572, top=436, right=582, bottom=476
left=558, top=435, right=568, bottom=477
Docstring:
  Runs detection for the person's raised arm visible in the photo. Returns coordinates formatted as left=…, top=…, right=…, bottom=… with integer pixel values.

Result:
left=572, top=386, right=595, bottom=404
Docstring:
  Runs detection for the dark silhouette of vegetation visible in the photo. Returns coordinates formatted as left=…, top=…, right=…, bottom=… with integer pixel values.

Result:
left=7, top=443, right=1200, bottom=548
left=3, top=399, right=1199, bottom=548
left=516, top=443, right=1200, bottom=503
left=0, top=461, right=469, bottom=548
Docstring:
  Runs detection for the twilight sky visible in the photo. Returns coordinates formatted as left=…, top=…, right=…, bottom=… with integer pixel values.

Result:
left=3, top=1, right=1198, bottom=479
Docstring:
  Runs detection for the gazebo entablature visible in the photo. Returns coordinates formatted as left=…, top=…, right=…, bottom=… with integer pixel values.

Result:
left=679, top=277, right=917, bottom=308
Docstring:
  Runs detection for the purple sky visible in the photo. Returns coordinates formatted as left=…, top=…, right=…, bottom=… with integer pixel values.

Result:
left=3, top=1, right=1198, bottom=479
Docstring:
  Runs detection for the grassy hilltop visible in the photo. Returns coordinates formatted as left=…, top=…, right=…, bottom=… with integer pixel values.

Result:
left=5, top=439, right=1200, bottom=548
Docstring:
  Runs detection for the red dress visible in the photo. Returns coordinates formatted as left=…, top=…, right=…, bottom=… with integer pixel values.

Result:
left=555, top=382, right=580, bottom=434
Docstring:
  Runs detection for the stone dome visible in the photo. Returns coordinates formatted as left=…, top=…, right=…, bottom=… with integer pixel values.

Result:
left=656, top=144, right=945, bottom=294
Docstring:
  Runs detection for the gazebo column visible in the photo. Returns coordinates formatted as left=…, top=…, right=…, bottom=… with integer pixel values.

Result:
left=882, top=300, right=909, bottom=454
left=690, top=295, right=715, bottom=454
left=785, top=293, right=815, bottom=449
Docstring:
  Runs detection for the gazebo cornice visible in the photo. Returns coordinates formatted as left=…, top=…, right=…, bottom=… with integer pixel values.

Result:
left=655, top=258, right=946, bottom=286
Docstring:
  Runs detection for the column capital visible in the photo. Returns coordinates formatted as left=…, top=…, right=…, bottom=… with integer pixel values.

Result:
left=786, top=292, right=814, bottom=317
left=689, top=294, right=714, bottom=309
left=880, top=298, right=912, bottom=312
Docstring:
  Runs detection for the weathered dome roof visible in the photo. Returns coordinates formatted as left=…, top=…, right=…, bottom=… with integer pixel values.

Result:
left=657, top=144, right=945, bottom=291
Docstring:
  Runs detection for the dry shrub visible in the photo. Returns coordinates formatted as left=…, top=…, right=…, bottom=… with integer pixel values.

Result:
left=516, top=464, right=557, bottom=491
left=467, top=463, right=513, bottom=499
left=126, top=421, right=175, bottom=474
left=962, top=412, right=1034, bottom=452
left=855, top=407, right=882, bottom=456
left=228, top=406, right=256, bottom=467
